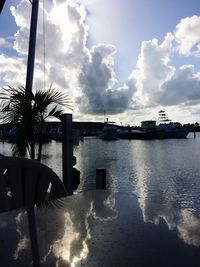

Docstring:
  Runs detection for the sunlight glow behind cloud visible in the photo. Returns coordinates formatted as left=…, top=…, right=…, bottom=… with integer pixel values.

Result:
left=1, top=0, right=200, bottom=123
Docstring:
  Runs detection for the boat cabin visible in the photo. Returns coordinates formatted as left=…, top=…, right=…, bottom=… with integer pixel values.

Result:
left=141, top=120, right=157, bottom=131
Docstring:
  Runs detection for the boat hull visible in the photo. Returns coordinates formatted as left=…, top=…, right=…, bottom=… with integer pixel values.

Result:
left=99, top=133, right=118, bottom=140
left=118, top=129, right=189, bottom=140
left=99, top=124, right=118, bottom=140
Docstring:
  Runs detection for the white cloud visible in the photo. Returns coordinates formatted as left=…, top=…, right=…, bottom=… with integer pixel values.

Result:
left=0, top=37, right=13, bottom=49
left=10, top=0, right=31, bottom=55
left=1, top=0, right=137, bottom=117
left=125, top=28, right=200, bottom=118
left=175, top=15, right=200, bottom=57
left=77, top=43, right=137, bottom=114
left=157, top=65, right=200, bottom=106
left=0, top=37, right=6, bottom=47
left=0, top=54, right=26, bottom=87
left=127, top=33, right=175, bottom=107
left=1, top=1, right=200, bottom=123
left=2, top=0, right=89, bottom=100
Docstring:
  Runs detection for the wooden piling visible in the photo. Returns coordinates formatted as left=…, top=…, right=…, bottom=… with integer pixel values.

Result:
left=96, top=168, right=106, bottom=189
left=62, top=113, right=73, bottom=195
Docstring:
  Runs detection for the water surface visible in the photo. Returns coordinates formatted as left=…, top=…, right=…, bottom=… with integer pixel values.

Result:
left=1, top=132, right=200, bottom=247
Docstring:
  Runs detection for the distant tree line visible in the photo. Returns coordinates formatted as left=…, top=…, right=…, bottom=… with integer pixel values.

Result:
left=182, top=122, right=200, bottom=132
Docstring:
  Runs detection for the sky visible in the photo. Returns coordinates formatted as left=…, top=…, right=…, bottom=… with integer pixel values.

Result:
left=1, top=0, right=200, bottom=125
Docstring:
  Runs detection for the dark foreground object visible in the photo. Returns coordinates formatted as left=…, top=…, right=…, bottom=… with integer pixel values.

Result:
left=0, top=190, right=200, bottom=267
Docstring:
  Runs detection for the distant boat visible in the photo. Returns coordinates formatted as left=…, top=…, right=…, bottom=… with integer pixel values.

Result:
left=99, top=124, right=118, bottom=140
left=118, top=111, right=189, bottom=139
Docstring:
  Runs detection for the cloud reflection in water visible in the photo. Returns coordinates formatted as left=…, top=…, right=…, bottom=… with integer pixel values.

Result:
left=133, top=141, right=200, bottom=247
left=13, top=191, right=118, bottom=266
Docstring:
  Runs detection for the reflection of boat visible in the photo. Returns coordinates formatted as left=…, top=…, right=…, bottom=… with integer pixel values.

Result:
left=99, top=124, right=118, bottom=140
left=118, top=111, right=189, bottom=139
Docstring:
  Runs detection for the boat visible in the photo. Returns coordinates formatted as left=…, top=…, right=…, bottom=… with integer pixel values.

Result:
left=156, top=110, right=189, bottom=138
left=118, top=111, right=189, bottom=139
left=99, top=124, right=118, bottom=140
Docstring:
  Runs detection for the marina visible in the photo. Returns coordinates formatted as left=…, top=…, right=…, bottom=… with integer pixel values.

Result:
left=118, top=111, right=190, bottom=139
left=0, top=132, right=199, bottom=195
left=0, top=133, right=200, bottom=265
left=1, top=0, right=200, bottom=265
left=99, top=124, right=118, bottom=140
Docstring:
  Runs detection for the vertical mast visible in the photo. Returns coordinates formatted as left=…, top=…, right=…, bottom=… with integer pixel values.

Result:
left=25, top=0, right=39, bottom=92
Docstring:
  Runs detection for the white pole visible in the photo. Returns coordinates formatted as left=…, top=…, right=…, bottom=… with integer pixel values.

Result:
left=25, top=0, right=39, bottom=92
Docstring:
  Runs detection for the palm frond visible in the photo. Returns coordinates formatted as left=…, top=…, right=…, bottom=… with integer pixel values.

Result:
left=46, top=105, right=58, bottom=117
left=34, top=86, right=72, bottom=109
left=0, top=86, right=72, bottom=159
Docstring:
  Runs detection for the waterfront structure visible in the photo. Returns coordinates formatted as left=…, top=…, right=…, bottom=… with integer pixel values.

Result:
left=99, top=124, right=118, bottom=140
left=118, top=111, right=189, bottom=139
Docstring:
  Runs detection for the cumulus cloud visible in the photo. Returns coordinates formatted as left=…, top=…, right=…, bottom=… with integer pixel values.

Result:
left=0, top=0, right=88, bottom=97
left=175, top=16, right=200, bottom=57
left=10, top=0, right=31, bottom=55
left=126, top=33, right=175, bottom=107
left=1, top=1, right=200, bottom=121
left=1, top=0, right=135, bottom=116
left=0, top=37, right=12, bottom=49
left=157, top=65, right=200, bottom=106
left=77, top=44, right=135, bottom=114
left=0, top=54, right=26, bottom=87
left=126, top=27, right=200, bottom=112
left=0, top=37, right=6, bottom=47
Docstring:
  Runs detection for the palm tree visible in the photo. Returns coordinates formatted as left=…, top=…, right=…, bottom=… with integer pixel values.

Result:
left=0, top=86, right=72, bottom=161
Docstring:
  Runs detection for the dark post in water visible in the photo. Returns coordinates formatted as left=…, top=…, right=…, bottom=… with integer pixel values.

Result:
left=96, top=168, right=107, bottom=189
left=62, top=114, right=73, bottom=195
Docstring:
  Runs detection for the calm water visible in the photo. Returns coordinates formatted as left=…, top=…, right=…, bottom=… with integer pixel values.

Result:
left=1, top=132, right=200, bottom=247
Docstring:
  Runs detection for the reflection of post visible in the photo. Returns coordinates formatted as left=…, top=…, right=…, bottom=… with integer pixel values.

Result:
left=62, top=114, right=73, bottom=195
left=96, top=168, right=106, bottom=189
left=27, top=207, right=40, bottom=267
